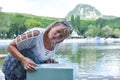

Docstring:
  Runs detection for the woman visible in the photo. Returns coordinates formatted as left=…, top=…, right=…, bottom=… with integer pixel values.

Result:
left=2, top=20, right=73, bottom=80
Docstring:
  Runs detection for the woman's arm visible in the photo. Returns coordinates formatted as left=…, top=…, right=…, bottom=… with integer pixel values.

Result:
left=7, top=30, right=39, bottom=71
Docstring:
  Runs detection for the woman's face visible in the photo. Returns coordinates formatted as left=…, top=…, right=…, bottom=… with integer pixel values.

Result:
left=48, top=24, right=68, bottom=43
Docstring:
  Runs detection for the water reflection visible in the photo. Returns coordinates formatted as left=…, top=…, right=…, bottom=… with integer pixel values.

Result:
left=0, top=42, right=9, bottom=54
left=56, top=42, right=120, bottom=77
left=1, top=41, right=120, bottom=78
left=72, top=43, right=78, bottom=55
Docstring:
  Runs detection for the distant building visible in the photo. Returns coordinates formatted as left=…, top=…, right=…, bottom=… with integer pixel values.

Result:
left=69, top=31, right=84, bottom=39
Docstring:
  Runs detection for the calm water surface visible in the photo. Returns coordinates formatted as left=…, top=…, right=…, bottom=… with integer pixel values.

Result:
left=55, top=42, right=120, bottom=78
left=1, top=40, right=120, bottom=79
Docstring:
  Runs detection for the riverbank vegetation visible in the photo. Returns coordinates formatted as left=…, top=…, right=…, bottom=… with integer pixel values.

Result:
left=0, top=12, right=120, bottom=39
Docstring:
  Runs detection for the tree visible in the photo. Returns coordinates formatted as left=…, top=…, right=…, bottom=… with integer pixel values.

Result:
left=25, top=19, right=43, bottom=29
left=70, top=15, right=75, bottom=27
left=75, top=15, right=81, bottom=35
left=96, top=18, right=106, bottom=28
left=84, top=24, right=100, bottom=37
left=8, top=15, right=27, bottom=38
left=101, top=25, right=113, bottom=38
left=112, top=28, right=120, bottom=38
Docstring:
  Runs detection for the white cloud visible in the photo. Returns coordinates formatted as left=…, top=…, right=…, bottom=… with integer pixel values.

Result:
left=0, top=0, right=120, bottom=18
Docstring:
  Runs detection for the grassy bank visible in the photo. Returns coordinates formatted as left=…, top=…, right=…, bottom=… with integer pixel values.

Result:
left=0, top=59, right=4, bottom=68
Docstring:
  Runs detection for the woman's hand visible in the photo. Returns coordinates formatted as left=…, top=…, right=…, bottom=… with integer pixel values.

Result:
left=22, top=57, right=37, bottom=71
left=44, top=58, right=59, bottom=63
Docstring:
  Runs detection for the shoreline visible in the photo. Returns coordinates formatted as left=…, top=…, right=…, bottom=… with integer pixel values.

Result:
left=1, top=38, right=120, bottom=43
left=63, top=38, right=120, bottom=43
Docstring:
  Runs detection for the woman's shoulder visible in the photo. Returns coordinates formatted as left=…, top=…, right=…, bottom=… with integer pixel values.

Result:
left=25, top=28, right=46, bottom=36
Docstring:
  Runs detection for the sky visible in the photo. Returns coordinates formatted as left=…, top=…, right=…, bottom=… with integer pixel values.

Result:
left=0, top=0, right=120, bottom=18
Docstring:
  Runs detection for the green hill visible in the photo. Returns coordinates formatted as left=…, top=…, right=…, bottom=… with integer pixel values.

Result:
left=0, top=12, right=120, bottom=39
left=0, top=12, right=62, bottom=38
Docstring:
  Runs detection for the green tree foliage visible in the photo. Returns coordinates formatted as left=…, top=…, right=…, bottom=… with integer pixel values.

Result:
left=70, top=15, right=75, bottom=27
left=81, top=19, right=96, bottom=35
left=4, top=13, right=58, bottom=38
left=107, top=17, right=120, bottom=29
left=1, top=12, right=120, bottom=39
left=112, top=28, right=120, bottom=38
left=96, top=18, right=107, bottom=28
left=101, top=25, right=113, bottom=38
left=74, top=15, right=81, bottom=35
left=8, top=14, right=27, bottom=37
left=84, top=24, right=100, bottom=37
left=25, top=19, right=43, bottom=29
left=0, top=13, right=12, bottom=28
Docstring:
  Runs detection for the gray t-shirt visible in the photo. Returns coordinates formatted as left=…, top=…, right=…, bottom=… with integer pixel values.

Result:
left=16, top=28, right=59, bottom=61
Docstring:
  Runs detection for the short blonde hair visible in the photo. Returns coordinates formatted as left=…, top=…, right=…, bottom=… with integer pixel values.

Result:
left=46, top=20, right=73, bottom=37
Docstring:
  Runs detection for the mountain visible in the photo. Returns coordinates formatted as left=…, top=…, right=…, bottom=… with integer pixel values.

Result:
left=65, top=4, right=117, bottom=19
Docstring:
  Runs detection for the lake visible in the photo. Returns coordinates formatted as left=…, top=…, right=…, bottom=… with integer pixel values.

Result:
left=1, top=39, right=120, bottom=80
left=54, top=39, right=120, bottom=79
